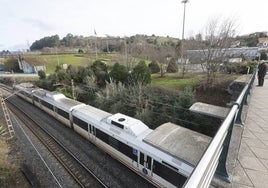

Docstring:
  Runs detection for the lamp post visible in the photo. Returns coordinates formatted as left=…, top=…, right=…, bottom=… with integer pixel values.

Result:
left=180, top=0, right=189, bottom=78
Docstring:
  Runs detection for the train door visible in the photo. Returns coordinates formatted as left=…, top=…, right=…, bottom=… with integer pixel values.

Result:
left=139, top=152, right=152, bottom=176
left=90, top=126, right=96, bottom=141
left=69, top=112, right=73, bottom=129
left=88, top=124, right=93, bottom=139
left=132, top=148, right=138, bottom=167
left=54, top=106, right=58, bottom=119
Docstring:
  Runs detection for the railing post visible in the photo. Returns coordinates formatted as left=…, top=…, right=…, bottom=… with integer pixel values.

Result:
left=235, top=72, right=255, bottom=125
left=215, top=115, right=236, bottom=182
left=234, top=100, right=244, bottom=125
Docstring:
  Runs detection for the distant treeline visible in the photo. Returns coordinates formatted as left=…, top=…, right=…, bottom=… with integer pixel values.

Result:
left=29, top=33, right=179, bottom=52
left=30, top=31, right=268, bottom=52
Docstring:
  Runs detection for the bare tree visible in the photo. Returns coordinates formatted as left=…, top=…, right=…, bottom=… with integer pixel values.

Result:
left=190, top=17, right=237, bottom=84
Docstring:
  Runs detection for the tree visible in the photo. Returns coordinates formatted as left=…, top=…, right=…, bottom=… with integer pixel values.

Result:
left=67, top=65, right=77, bottom=80
left=148, top=60, right=160, bottom=73
left=38, top=70, right=46, bottom=79
left=192, top=17, right=237, bottom=84
left=30, top=35, right=60, bottom=50
left=130, top=60, right=151, bottom=85
left=74, top=66, right=93, bottom=83
left=4, top=57, right=21, bottom=72
left=109, top=63, right=128, bottom=84
left=167, top=58, right=178, bottom=73
left=91, top=60, right=109, bottom=87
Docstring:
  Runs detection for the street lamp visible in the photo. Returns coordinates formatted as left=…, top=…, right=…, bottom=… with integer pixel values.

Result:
left=180, top=0, right=189, bottom=78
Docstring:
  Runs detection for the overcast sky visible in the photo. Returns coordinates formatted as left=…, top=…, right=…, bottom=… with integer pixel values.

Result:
left=0, top=0, right=267, bottom=51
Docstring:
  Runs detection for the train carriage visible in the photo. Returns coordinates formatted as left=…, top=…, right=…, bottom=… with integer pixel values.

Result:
left=13, top=83, right=212, bottom=188
left=13, top=83, right=40, bottom=103
left=32, top=90, right=85, bottom=128
left=71, top=104, right=111, bottom=140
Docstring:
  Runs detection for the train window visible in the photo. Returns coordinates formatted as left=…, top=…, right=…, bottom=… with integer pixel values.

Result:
left=73, top=116, right=88, bottom=131
left=118, top=142, right=137, bottom=162
left=162, top=161, right=178, bottom=171
left=111, top=120, right=124, bottom=129
left=57, top=108, right=69, bottom=119
left=108, top=136, right=119, bottom=150
left=153, top=160, right=187, bottom=187
left=91, top=126, right=95, bottom=135
left=89, top=124, right=92, bottom=133
left=147, top=156, right=152, bottom=169
left=33, top=96, right=39, bottom=102
left=95, top=128, right=138, bottom=162
left=42, top=100, right=53, bottom=110
left=140, top=152, right=144, bottom=165
left=96, top=129, right=109, bottom=144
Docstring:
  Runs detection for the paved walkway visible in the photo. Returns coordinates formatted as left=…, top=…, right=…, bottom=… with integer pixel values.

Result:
left=231, top=76, right=268, bottom=188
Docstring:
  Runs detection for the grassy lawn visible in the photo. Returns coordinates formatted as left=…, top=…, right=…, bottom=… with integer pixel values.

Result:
left=24, top=54, right=91, bottom=73
left=151, top=73, right=206, bottom=90
left=22, top=53, right=150, bottom=74
left=12, top=53, right=241, bottom=93
left=24, top=53, right=132, bottom=73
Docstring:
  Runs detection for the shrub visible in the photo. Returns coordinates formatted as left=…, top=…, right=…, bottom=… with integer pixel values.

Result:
left=130, top=60, right=151, bottom=85
left=225, top=61, right=258, bottom=74
left=38, top=70, right=46, bottom=79
left=148, top=61, right=160, bottom=73
left=166, top=58, right=178, bottom=73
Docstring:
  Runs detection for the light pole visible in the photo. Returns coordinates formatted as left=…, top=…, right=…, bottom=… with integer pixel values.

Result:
left=180, top=0, right=189, bottom=78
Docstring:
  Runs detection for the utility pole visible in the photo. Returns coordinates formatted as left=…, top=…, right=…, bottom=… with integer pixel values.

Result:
left=56, top=47, right=60, bottom=65
left=71, top=79, right=76, bottom=100
left=124, top=37, right=129, bottom=71
left=94, top=29, right=98, bottom=60
left=180, top=0, right=189, bottom=78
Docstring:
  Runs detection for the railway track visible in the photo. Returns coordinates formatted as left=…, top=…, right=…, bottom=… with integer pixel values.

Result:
left=1, top=84, right=156, bottom=188
left=6, top=96, right=107, bottom=188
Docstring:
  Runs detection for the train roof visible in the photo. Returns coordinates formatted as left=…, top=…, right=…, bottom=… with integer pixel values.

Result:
left=143, top=122, right=211, bottom=166
left=107, top=113, right=149, bottom=137
left=15, top=82, right=35, bottom=88
left=72, top=105, right=112, bottom=123
left=33, top=89, right=83, bottom=110
left=55, top=97, right=83, bottom=109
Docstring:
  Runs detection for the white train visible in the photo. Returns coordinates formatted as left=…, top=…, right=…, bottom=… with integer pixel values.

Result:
left=13, top=83, right=211, bottom=188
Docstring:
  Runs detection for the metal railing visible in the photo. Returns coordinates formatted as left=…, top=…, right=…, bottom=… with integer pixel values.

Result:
left=184, top=71, right=256, bottom=188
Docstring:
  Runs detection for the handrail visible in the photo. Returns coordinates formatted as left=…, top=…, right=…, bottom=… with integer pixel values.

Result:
left=183, top=72, right=256, bottom=188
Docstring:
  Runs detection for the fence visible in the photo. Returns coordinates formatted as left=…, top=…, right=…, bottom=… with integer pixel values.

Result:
left=183, top=71, right=256, bottom=188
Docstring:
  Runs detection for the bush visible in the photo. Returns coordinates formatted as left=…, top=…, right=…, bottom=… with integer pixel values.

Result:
left=225, top=61, right=258, bottom=74
left=91, top=60, right=109, bottom=87
left=3, top=57, right=20, bottom=72
left=38, top=70, right=46, bottom=79
left=130, top=60, right=151, bottom=85
left=260, top=52, right=267, bottom=60
left=166, top=58, right=178, bottom=73
left=148, top=61, right=160, bottom=73
left=109, top=63, right=128, bottom=84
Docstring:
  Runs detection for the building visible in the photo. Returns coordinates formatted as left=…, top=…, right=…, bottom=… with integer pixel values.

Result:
left=187, top=47, right=259, bottom=63
left=18, top=58, right=46, bottom=73
left=258, top=37, right=268, bottom=49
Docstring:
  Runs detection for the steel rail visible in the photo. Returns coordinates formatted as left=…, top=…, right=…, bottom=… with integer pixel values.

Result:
left=7, top=97, right=107, bottom=188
